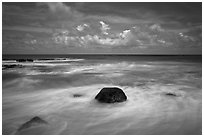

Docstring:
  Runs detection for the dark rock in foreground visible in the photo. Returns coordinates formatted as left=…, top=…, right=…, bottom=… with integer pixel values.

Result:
left=18, top=116, right=47, bottom=131
left=95, top=87, right=127, bottom=103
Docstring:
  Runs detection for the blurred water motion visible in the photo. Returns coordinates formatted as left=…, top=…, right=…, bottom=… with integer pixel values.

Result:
left=2, top=55, right=202, bottom=135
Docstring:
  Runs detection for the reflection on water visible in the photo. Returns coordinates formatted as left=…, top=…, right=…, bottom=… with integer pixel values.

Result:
left=2, top=56, right=202, bottom=135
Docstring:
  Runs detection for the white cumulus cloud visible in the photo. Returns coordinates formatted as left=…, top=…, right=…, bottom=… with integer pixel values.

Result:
left=99, top=21, right=110, bottom=35
left=76, top=24, right=89, bottom=32
left=51, top=23, right=199, bottom=49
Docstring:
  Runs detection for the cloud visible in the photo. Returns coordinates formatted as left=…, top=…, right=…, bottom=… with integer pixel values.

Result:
left=51, top=22, right=134, bottom=48
left=46, top=2, right=72, bottom=13
left=99, top=21, right=110, bottom=35
left=46, top=2, right=71, bottom=13
left=3, top=26, right=53, bottom=34
left=40, top=2, right=83, bottom=21
left=79, top=34, right=128, bottom=47
left=51, top=22, right=200, bottom=49
left=149, top=24, right=164, bottom=32
left=76, top=23, right=89, bottom=32
left=3, top=3, right=201, bottom=54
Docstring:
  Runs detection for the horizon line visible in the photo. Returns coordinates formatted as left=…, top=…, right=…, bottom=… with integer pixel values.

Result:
left=2, top=53, right=202, bottom=56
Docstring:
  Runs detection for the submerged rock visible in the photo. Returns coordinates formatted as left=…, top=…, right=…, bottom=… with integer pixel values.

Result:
left=95, top=87, right=127, bottom=103
left=18, top=116, right=47, bottom=131
left=165, top=92, right=177, bottom=96
left=73, top=94, right=83, bottom=97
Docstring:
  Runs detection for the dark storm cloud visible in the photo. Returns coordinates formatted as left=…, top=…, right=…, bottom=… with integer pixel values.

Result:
left=2, top=2, right=202, bottom=54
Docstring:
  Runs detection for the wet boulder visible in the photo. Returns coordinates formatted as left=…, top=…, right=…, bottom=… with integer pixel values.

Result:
left=95, top=87, right=127, bottom=103
left=18, top=116, right=47, bottom=131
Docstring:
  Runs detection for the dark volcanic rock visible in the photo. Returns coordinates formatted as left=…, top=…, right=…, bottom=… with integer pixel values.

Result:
left=18, top=116, right=47, bottom=131
left=95, top=87, right=127, bottom=103
left=27, top=59, right=33, bottom=62
left=16, top=59, right=33, bottom=62
left=16, top=59, right=25, bottom=62
left=3, top=64, right=18, bottom=69
left=3, top=64, right=23, bottom=69
left=165, top=92, right=177, bottom=96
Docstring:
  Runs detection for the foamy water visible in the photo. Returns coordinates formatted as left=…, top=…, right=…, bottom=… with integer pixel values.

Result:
left=2, top=56, right=202, bottom=135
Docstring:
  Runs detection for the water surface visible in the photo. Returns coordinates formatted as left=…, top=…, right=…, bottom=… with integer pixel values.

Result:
left=2, top=55, right=202, bottom=135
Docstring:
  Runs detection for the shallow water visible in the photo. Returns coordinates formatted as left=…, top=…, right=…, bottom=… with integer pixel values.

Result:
left=2, top=55, right=202, bottom=135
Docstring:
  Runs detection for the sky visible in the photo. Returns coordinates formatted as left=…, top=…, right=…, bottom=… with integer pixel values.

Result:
left=2, top=2, right=202, bottom=54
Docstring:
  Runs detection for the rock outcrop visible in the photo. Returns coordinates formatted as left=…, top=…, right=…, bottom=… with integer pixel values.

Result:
left=3, top=64, right=23, bottom=69
left=95, top=87, right=127, bottom=103
left=18, top=116, right=47, bottom=131
left=16, top=59, right=33, bottom=62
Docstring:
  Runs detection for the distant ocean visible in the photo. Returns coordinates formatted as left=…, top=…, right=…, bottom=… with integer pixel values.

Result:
left=2, top=54, right=202, bottom=135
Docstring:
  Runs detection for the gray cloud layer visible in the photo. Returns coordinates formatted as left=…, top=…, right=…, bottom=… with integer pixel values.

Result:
left=2, top=2, right=202, bottom=54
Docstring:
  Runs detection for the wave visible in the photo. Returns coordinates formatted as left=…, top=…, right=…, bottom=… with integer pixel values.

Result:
left=3, top=62, right=157, bottom=77
left=34, top=58, right=84, bottom=63
left=3, top=58, right=84, bottom=64
left=27, top=62, right=154, bottom=75
left=63, top=62, right=156, bottom=75
left=2, top=58, right=84, bottom=69
left=2, top=62, right=71, bottom=67
left=2, top=60, right=17, bottom=63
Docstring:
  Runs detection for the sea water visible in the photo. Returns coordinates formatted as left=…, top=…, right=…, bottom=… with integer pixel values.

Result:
left=2, top=55, right=202, bottom=135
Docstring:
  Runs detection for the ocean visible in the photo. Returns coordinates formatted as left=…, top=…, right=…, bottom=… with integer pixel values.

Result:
left=2, top=54, right=202, bottom=135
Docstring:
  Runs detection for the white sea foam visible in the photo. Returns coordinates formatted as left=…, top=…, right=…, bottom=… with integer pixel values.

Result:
left=63, top=62, right=156, bottom=75
left=2, top=84, right=202, bottom=135
left=10, top=62, right=162, bottom=76
left=3, top=62, right=71, bottom=67
left=3, top=60, right=17, bottom=63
